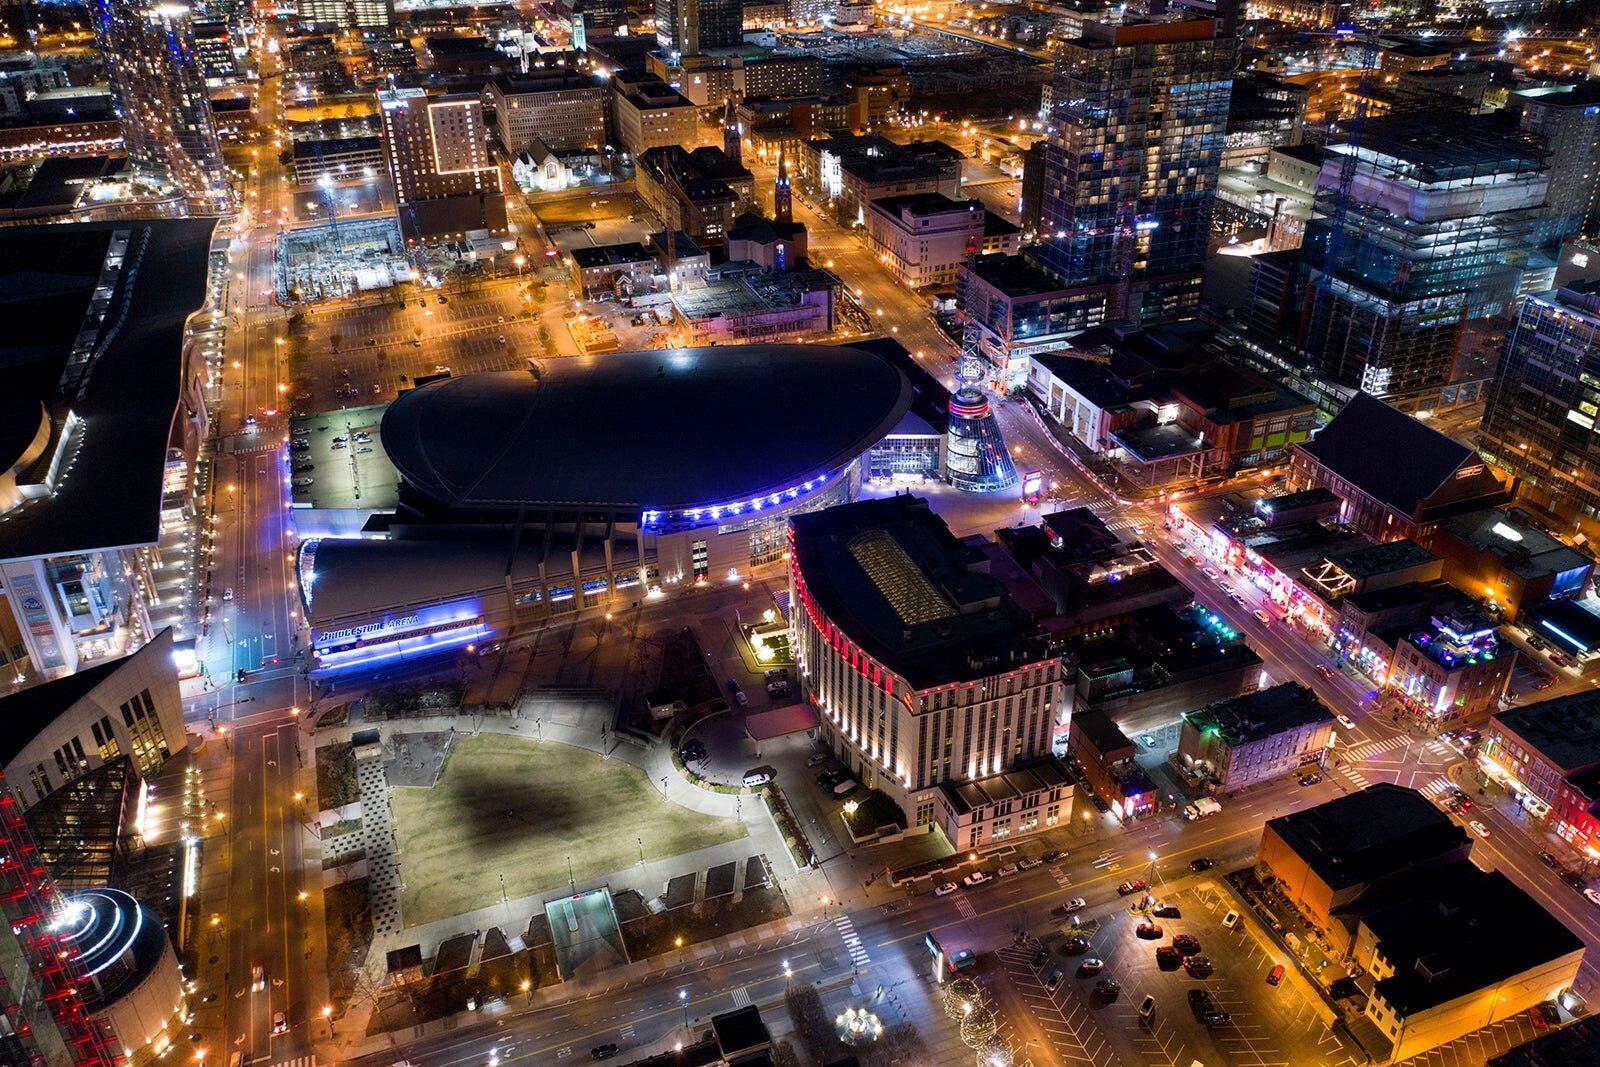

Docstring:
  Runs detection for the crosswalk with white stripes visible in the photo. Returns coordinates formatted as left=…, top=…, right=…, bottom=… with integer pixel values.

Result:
left=1419, top=777, right=1453, bottom=799
left=834, top=916, right=871, bottom=970
left=953, top=893, right=978, bottom=919
left=1343, top=735, right=1412, bottom=763
left=731, top=987, right=751, bottom=1008
left=1050, top=865, right=1073, bottom=888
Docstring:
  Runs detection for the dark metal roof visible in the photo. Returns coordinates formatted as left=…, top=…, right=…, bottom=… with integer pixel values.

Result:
left=380, top=345, right=911, bottom=512
left=0, top=219, right=216, bottom=561
left=1296, top=391, right=1476, bottom=517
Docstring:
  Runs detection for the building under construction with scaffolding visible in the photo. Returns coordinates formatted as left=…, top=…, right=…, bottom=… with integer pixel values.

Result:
left=1242, top=115, right=1549, bottom=402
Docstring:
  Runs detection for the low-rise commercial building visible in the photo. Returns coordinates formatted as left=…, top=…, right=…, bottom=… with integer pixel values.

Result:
left=935, top=759, right=1074, bottom=849
left=790, top=494, right=1065, bottom=842
left=1059, top=604, right=1262, bottom=736
left=292, top=134, right=384, bottom=185
left=669, top=271, right=833, bottom=344
left=1355, top=863, right=1584, bottom=1063
left=795, top=134, right=962, bottom=228
left=1430, top=507, right=1594, bottom=623
left=1177, top=682, right=1333, bottom=790
left=1257, top=783, right=1472, bottom=947
left=865, top=193, right=1020, bottom=289
left=636, top=145, right=753, bottom=247
left=1481, top=693, right=1600, bottom=857
left=484, top=71, right=605, bottom=155
left=610, top=74, right=697, bottom=159
left=1387, top=604, right=1515, bottom=725
left=1066, top=708, right=1155, bottom=821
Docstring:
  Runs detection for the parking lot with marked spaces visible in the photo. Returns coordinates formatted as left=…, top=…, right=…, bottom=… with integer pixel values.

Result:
left=983, top=879, right=1369, bottom=1066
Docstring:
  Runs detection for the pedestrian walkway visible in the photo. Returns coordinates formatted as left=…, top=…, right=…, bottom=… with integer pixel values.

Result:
left=1344, top=735, right=1411, bottom=762
left=269, top=1056, right=318, bottom=1067
left=833, top=916, right=870, bottom=971
left=350, top=741, right=405, bottom=937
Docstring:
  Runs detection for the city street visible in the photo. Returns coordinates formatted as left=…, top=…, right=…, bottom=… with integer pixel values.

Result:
left=170, top=28, right=1600, bottom=1067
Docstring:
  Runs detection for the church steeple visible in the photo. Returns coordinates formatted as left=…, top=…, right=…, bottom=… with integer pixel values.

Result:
left=723, top=96, right=741, bottom=166
left=774, top=145, right=792, bottom=223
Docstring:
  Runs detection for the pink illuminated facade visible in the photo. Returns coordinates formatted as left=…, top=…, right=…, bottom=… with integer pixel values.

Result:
left=788, top=499, right=1067, bottom=844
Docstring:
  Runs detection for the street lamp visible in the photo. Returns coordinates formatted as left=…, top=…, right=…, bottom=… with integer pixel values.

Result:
left=679, top=989, right=689, bottom=1031
left=321, top=1004, right=332, bottom=1036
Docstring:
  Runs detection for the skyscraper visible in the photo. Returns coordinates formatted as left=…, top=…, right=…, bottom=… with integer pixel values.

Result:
left=1479, top=280, right=1600, bottom=536
left=92, top=0, right=233, bottom=213
left=1299, top=116, right=1547, bottom=397
left=654, top=0, right=742, bottom=61
left=378, top=87, right=506, bottom=240
left=1032, top=18, right=1234, bottom=328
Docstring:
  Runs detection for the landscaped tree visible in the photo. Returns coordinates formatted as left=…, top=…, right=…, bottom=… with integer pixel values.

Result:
left=942, top=977, right=981, bottom=1020
left=958, top=1002, right=998, bottom=1050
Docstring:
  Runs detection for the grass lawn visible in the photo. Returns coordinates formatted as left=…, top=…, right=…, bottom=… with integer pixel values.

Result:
left=390, top=734, right=746, bottom=926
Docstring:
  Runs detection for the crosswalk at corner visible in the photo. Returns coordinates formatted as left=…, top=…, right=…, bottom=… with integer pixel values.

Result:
left=834, top=915, right=871, bottom=969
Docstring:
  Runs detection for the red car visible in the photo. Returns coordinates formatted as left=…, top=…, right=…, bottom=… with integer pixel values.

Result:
left=1117, top=879, right=1148, bottom=896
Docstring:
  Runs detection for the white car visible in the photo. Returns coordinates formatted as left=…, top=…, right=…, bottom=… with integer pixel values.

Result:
left=1469, top=820, right=1492, bottom=838
left=272, top=1011, right=288, bottom=1035
left=934, top=882, right=958, bottom=897
left=1079, top=957, right=1104, bottom=974
left=1335, top=714, right=1357, bottom=730
left=962, top=871, right=992, bottom=888
left=1202, top=567, right=1220, bottom=581
left=1063, top=897, right=1087, bottom=913
left=997, top=863, right=1019, bottom=877
left=251, top=964, right=264, bottom=992
left=1584, top=888, right=1600, bottom=907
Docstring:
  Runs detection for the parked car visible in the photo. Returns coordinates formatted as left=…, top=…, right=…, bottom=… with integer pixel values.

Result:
left=590, top=1045, right=619, bottom=1060
left=1045, top=969, right=1063, bottom=991
left=1094, top=978, right=1120, bottom=997
left=1078, top=958, right=1104, bottom=974
left=934, top=882, right=958, bottom=897
left=997, top=863, right=1019, bottom=878
left=961, top=871, right=992, bottom=888
left=1297, top=772, right=1323, bottom=786
left=1172, top=934, right=1201, bottom=956
left=1135, top=923, right=1163, bottom=940
left=1561, top=869, right=1588, bottom=890
left=1018, top=856, right=1043, bottom=870
left=1155, top=946, right=1181, bottom=969
left=1183, top=956, right=1213, bottom=978
left=805, top=753, right=829, bottom=767
left=1030, top=948, right=1047, bottom=969
left=1041, top=851, right=1065, bottom=863
left=1201, top=1010, right=1232, bottom=1026
left=1267, top=964, right=1286, bottom=986
left=1061, top=936, right=1090, bottom=955
left=1222, top=910, right=1241, bottom=930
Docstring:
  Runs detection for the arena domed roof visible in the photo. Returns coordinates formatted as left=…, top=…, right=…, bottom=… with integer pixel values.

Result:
left=381, top=345, right=912, bottom=512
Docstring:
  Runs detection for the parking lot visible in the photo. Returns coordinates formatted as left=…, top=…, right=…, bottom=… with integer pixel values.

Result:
left=990, top=876, right=1364, bottom=1066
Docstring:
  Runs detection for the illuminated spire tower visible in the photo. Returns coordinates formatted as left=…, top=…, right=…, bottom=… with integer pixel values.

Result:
left=723, top=95, right=741, bottom=167
left=774, top=146, right=791, bottom=223
left=92, top=0, right=234, bottom=214
left=944, top=357, right=1018, bottom=492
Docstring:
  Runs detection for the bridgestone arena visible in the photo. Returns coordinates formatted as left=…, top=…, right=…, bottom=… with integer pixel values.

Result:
left=297, top=344, right=913, bottom=672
